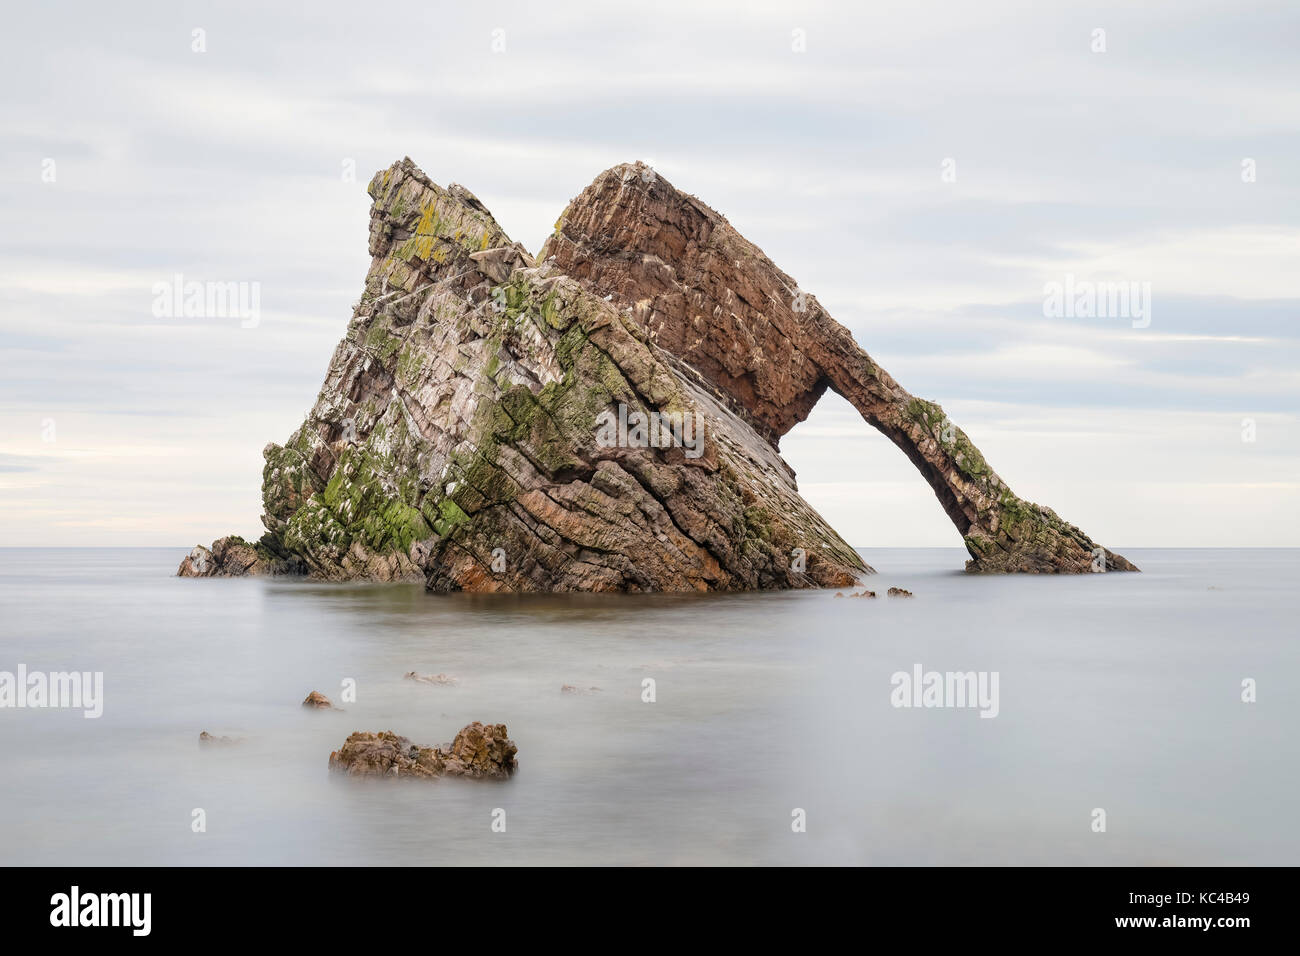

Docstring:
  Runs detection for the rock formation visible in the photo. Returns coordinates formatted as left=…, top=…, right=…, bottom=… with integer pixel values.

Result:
left=178, top=535, right=303, bottom=577
left=179, top=157, right=1134, bottom=586
left=328, top=722, right=517, bottom=779
left=541, top=164, right=1136, bottom=574
left=302, top=691, right=335, bottom=709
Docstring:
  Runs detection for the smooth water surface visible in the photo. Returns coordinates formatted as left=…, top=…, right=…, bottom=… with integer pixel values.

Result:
left=0, top=547, right=1295, bottom=865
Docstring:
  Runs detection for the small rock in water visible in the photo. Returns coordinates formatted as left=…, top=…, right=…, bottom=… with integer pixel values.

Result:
left=302, top=690, right=336, bottom=709
left=177, top=534, right=304, bottom=578
left=561, top=684, right=602, bottom=694
left=887, top=587, right=913, bottom=598
left=328, top=722, right=518, bottom=780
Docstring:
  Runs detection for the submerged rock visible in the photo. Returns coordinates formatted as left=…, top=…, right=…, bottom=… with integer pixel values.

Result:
left=181, top=156, right=1134, bottom=584
left=198, top=731, right=239, bottom=745
left=302, top=691, right=335, bottom=709
left=404, top=671, right=457, bottom=685
left=887, top=587, right=914, bottom=598
left=328, top=722, right=517, bottom=779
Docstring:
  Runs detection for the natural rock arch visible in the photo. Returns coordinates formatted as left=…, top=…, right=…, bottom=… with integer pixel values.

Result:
left=540, top=163, right=1135, bottom=573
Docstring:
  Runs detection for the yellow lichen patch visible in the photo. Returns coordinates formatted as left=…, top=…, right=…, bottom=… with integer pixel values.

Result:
left=396, top=235, right=437, bottom=262
left=415, top=202, right=441, bottom=236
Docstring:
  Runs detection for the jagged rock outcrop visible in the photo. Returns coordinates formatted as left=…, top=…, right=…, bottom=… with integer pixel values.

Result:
left=180, top=156, right=1134, bottom=584
left=328, top=722, right=517, bottom=779
left=181, top=158, right=867, bottom=590
left=540, top=163, right=1136, bottom=574
left=178, top=535, right=303, bottom=577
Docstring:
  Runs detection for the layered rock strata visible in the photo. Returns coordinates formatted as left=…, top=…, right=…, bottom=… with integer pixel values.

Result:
left=540, top=164, right=1136, bottom=574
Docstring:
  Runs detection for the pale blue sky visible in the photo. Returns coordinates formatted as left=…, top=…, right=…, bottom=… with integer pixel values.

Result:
left=1, top=0, right=1296, bottom=547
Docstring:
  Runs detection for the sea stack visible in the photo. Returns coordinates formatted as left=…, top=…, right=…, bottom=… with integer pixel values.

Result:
left=179, top=158, right=1135, bottom=588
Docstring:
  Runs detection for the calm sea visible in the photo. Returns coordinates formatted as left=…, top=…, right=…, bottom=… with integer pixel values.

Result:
left=0, top=547, right=1295, bottom=865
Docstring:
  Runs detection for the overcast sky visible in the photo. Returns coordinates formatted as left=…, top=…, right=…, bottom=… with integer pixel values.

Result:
left=1, top=0, right=1296, bottom=549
